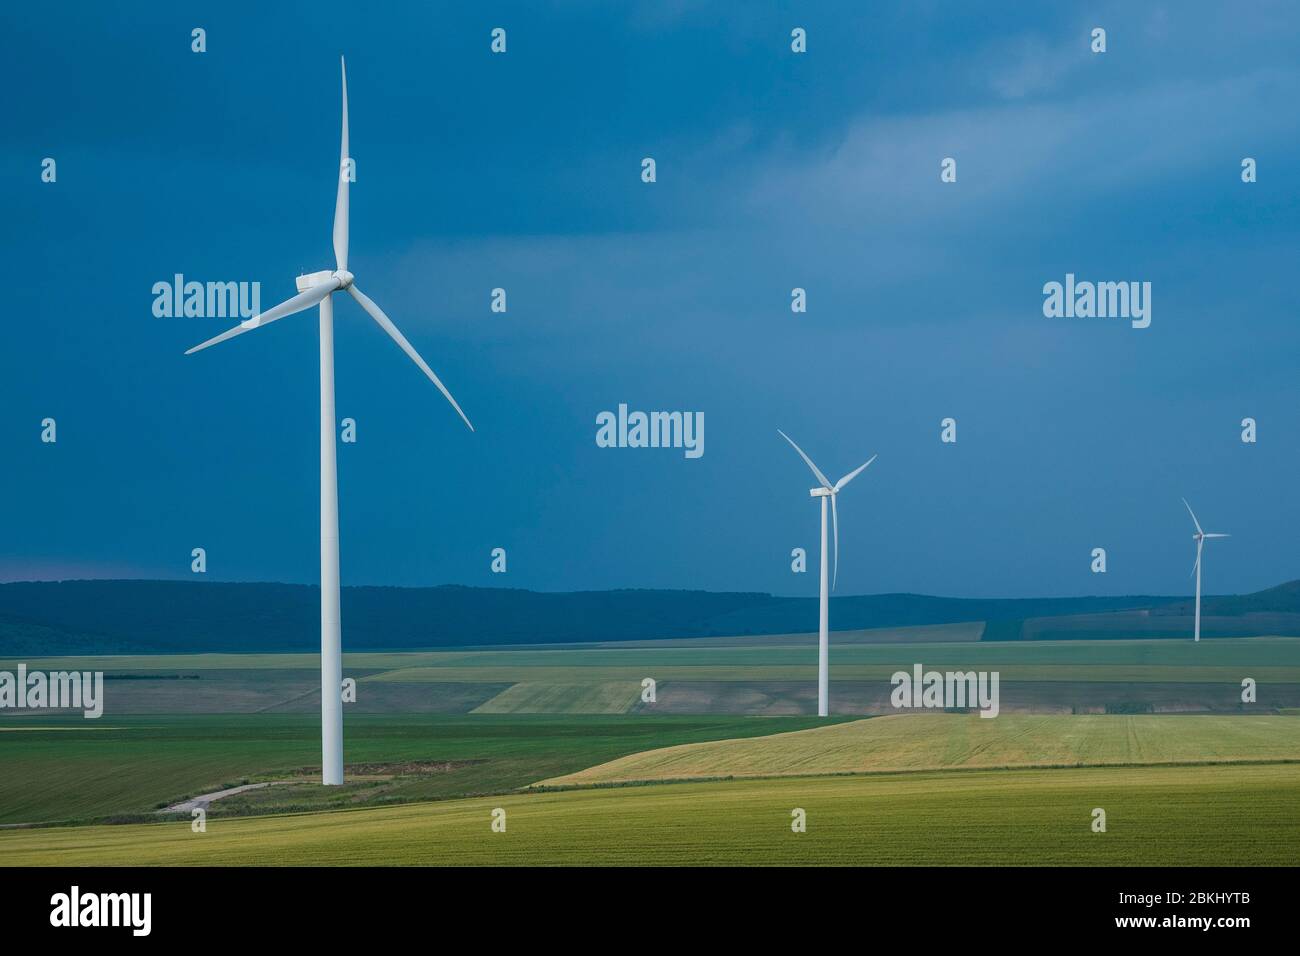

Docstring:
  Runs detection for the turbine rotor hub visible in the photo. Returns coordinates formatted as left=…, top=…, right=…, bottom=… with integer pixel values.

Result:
left=334, top=270, right=355, bottom=289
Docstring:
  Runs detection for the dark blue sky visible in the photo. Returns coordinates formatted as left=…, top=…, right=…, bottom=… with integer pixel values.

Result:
left=3, top=2, right=1298, bottom=598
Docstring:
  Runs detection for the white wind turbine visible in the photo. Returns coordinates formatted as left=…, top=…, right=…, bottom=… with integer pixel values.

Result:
left=778, top=430, right=877, bottom=717
left=1182, top=499, right=1229, bottom=643
left=186, top=58, right=473, bottom=785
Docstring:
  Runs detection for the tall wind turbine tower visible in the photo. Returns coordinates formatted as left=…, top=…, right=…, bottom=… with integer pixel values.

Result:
left=186, top=59, right=473, bottom=784
left=1182, top=498, right=1229, bottom=643
left=778, top=430, right=876, bottom=717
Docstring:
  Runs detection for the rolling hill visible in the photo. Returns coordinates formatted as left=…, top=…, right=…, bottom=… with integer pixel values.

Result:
left=538, top=713, right=1300, bottom=786
left=3, top=762, right=1297, bottom=866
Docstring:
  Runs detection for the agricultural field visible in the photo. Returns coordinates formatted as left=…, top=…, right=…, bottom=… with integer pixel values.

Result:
left=6, top=634, right=1299, bottom=718
left=541, top=713, right=1300, bottom=786
left=0, top=763, right=1294, bottom=866
left=470, top=681, right=643, bottom=714
left=2, top=633, right=1298, bottom=865
left=0, top=714, right=840, bottom=826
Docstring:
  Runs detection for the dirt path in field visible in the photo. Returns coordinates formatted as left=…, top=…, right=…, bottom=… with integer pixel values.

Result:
left=157, top=782, right=282, bottom=813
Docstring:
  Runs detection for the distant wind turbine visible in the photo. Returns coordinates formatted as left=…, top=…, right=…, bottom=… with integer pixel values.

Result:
left=1182, top=498, right=1229, bottom=643
left=186, top=58, right=473, bottom=785
left=778, top=430, right=876, bottom=717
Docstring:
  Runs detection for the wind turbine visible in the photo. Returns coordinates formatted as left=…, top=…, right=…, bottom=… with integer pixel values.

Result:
left=186, top=58, right=473, bottom=785
left=1182, top=499, right=1229, bottom=643
left=778, top=430, right=876, bottom=717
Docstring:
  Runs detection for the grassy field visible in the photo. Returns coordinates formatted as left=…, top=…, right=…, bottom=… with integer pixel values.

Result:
left=3, top=636, right=1299, bottom=865
left=4, top=637, right=1299, bottom=717
left=541, top=713, right=1300, bottom=786
left=0, top=714, right=839, bottom=826
left=8, top=635, right=1300, bottom=675
left=1, top=762, right=1295, bottom=866
left=471, top=681, right=642, bottom=714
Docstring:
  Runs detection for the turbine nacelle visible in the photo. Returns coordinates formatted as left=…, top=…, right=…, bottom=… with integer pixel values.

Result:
left=810, top=487, right=833, bottom=498
left=293, top=269, right=353, bottom=293
left=296, top=270, right=337, bottom=293
left=1183, top=500, right=1229, bottom=547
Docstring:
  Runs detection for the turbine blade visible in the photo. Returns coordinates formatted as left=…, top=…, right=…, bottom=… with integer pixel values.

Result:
left=185, top=280, right=338, bottom=354
left=348, top=285, right=473, bottom=431
left=834, top=454, right=877, bottom=492
left=333, top=56, right=350, bottom=272
left=1181, top=497, right=1204, bottom=535
left=1191, top=540, right=1202, bottom=577
left=831, top=493, right=839, bottom=591
left=777, top=430, right=831, bottom=489
left=1203, top=533, right=1230, bottom=539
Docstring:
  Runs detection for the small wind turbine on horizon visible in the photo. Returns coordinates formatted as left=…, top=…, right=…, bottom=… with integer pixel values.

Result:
left=186, top=58, right=473, bottom=785
left=778, top=430, right=876, bottom=717
left=1182, top=498, right=1229, bottom=643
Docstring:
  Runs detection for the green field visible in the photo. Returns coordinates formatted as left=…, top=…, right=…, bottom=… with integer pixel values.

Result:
left=8, top=637, right=1296, bottom=719
left=8, top=634, right=1300, bottom=677
left=0, top=714, right=838, bottom=826
left=1, top=763, right=1295, bottom=866
left=3, top=635, right=1299, bottom=865
left=471, top=681, right=643, bottom=714
left=542, top=713, right=1300, bottom=786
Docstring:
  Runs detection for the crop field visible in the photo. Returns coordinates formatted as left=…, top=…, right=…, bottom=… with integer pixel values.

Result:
left=6, top=636, right=1297, bottom=718
left=0, top=714, right=842, bottom=826
left=1, top=762, right=1295, bottom=866
left=470, top=681, right=643, bottom=714
left=541, top=713, right=1300, bottom=785
left=2, top=635, right=1299, bottom=865
left=9, top=634, right=1300, bottom=675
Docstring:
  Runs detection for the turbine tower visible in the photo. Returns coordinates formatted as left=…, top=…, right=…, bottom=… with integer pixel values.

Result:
left=186, top=58, right=473, bottom=784
left=1182, top=499, right=1229, bottom=643
left=778, top=430, right=876, bottom=717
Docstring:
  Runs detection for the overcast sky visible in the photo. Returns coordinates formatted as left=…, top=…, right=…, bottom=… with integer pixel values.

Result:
left=2, top=1, right=1298, bottom=598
